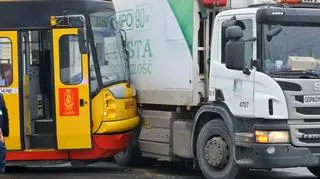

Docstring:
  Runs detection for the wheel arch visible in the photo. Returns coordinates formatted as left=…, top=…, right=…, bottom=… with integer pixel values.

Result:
left=191, top=102, right=235, bottom=157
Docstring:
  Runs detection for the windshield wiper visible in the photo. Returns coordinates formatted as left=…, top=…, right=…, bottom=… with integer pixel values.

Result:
left=303, top=69, right=320, bottom=77
left=303, top=70, right=320, bottom=77
left=269, top=70, right=320, bottom=78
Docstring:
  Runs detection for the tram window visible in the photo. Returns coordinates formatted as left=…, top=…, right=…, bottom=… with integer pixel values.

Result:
left=89, top=53, right=99, bottom=93
left=59, top=35, right=82, bottom=84
left=0, top=38, right=13, bottom=86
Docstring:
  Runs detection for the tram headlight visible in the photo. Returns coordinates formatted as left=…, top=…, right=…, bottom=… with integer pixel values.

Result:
left=103, top=91, right=117, bottom=120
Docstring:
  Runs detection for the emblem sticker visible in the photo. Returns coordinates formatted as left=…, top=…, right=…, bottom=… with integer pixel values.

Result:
left=59, top=88, right=79, bottom=116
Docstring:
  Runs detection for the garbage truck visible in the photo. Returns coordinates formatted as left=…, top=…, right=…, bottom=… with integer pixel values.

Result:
left=113, top=0, right=320, bottom=178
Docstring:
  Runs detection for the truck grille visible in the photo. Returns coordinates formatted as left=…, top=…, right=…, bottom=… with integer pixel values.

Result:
left=296, top=107, right=320, bottom=115
left=293, top=95, right=320, bottom=115
left=291, top=125, right=320, bottom=147
left=279, top=79, right=320, bottom=119
left=299, top=129, right=320, bottom=134
left=299, top=138, right=320, bottom=144
left=298, top=129, right=320, bottom=143
left=276, top=79, right=320, bottom=146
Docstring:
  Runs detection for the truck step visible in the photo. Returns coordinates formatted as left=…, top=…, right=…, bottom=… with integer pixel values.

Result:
left=139, top=141, right=170, bottom=156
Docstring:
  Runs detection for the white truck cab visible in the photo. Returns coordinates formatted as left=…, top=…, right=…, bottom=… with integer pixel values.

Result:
left=113, top=0, right=320, bottom=178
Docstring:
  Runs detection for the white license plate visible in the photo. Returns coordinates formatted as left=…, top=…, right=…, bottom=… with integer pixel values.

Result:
left=304, top=95, right=320, bottom=104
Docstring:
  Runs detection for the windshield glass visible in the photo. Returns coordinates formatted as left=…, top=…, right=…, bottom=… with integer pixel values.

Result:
left=263, top=24, right=320, bottom=78
left=89, top=10, right=129, bottom=86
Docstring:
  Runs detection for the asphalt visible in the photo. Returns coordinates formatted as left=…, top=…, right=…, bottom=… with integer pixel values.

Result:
left=0, top=161, right=317, bottom=179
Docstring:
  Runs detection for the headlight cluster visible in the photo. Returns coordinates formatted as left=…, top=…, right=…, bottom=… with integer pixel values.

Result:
left=255, top=130, right=290, bottom=143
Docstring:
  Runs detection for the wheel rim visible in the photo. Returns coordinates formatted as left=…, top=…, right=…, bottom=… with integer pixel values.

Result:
left=204, top=136, right=230, bottom=170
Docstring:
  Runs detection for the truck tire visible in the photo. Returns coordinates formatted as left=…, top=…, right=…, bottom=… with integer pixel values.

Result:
left=114, top=142, right=136, bottom=166
left=114, top=128, right=141, bottom=167
left=308, top=167, right=320, bottom=177
left=196, top=119, right=247, bottom=179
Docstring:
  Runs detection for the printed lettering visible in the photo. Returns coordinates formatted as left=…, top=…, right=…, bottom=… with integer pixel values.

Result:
left=117, top=6, right=150, bottom=31
left=143, top=40, right=153, bottom=58
left=0, top=88, right=18, bottom=94
left=304, top=96, right=320, bottom=103
left=240, top=101, right=249, bottom=108
left=130, top=62, right=152, bottom=75
left=117, top=10, right=134, bottom=30
left=127, top=39, right=153, bottom=59
left=135, top=8, right=145, bottom=29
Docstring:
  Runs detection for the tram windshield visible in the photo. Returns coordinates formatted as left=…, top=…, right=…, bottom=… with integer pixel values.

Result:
left=89, top=10, right=129, bottom=90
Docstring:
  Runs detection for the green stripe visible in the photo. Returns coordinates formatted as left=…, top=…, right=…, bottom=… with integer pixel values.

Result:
left=167, top=0, right=193, bottom=54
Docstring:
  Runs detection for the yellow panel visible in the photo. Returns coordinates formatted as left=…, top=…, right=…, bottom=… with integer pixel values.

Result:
left=91, top=83, right=140, bottom=134
left=0, top=31, right=21, bottom=150
left=24, top=75, right=30, bottom=135
left=52, top=28, right=91, bottom=150
left=91, top=91, right=103, bottom=133
left=96, top=116, right=139, bottom=134
left=103, top=84, right=137, bottom=122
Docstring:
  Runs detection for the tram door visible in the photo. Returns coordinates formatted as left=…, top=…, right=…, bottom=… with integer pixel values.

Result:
left=51, top=27, right=92, bottom=150
left=21, top=30, right=56, bottom=150
left=0, top=31, right=22, bottom=150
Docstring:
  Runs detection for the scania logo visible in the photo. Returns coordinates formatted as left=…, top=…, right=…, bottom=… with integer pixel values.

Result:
left=301, top=134, right=320, bottom=139
left=314, top=82, right=320, bottom=91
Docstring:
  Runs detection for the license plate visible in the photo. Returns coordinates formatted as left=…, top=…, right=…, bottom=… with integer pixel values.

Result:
left=303, top=95, right=320, bottom=104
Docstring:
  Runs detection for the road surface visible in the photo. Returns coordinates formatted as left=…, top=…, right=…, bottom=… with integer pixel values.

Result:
left=0, top=161, right=317, bottom=179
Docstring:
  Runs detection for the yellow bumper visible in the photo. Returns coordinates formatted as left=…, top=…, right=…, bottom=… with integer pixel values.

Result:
left=96, top=116, right=140, bottom=134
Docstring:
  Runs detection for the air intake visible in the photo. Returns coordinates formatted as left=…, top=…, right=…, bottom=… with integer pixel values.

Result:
left=268, top=99, right=274, bottom=115
left=276, top=81, right=302, bottom=91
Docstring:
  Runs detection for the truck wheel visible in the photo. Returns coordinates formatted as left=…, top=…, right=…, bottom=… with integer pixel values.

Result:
left=308, top=167, right=320, bottom=177
left=114, top=141, right=139, bottom=166
left=114, top=127, right=141, bottom=167
left=196, top=119, right=247, bottom=179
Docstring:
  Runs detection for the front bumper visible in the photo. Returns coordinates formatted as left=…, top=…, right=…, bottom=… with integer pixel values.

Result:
left=96, top=116, right=140, bottom=134
left=236, top=143, right=320, bottom=169
left=6, top=133, right=133, bottom=161
left=234, top=118, right=320, bottom=169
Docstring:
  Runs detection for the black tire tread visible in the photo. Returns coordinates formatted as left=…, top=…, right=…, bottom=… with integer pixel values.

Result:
left=308, top=167, right=320, bottom=178
left=114, top=141, right=141, bottom=167
left=196, top=119, right=247, bottom=179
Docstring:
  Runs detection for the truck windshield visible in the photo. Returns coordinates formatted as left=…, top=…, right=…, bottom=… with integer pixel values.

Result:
left=262, top=24, right=320, bottom=78
left=89, top=10, right=129, bottom=86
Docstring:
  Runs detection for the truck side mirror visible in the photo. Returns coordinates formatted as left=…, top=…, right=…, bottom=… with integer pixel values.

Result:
left=78, top=28, right=88, bottom=54
left=225, top=26, right=245, bottom=71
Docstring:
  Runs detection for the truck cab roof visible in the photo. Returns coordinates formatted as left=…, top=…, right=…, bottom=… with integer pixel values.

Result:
left=216, top=7, right=260, bottom=18
left=216, top=4, right=320, bottom=25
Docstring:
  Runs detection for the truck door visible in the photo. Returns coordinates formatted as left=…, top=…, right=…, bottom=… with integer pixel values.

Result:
left=214, top=15, right=256, bottom=117
left=0, top=31, right=22, bottom=150
left=51, top=27, right=92, bottom=150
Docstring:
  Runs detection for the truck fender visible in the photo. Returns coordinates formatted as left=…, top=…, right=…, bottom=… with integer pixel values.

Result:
left=191, top=102, right=235, bottom=156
